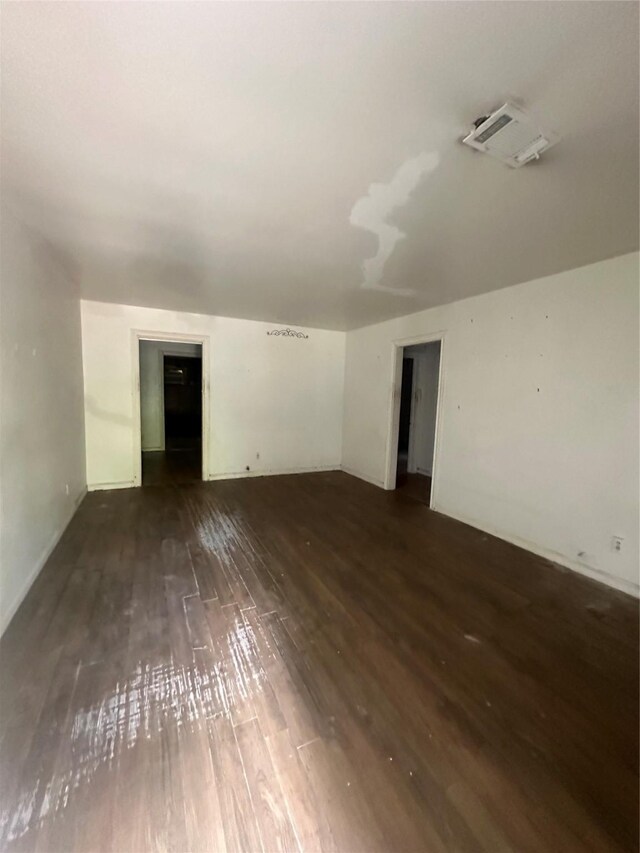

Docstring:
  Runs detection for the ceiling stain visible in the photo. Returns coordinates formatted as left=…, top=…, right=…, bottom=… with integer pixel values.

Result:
left=350, top=152, right=439, bottom=295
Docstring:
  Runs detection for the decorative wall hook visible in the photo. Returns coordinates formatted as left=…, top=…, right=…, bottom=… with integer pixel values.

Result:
left=266, top=328, right=309, bottom=339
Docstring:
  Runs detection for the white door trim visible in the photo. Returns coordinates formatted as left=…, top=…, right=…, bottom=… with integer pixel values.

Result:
left=132, top=330, right=210, bottom=487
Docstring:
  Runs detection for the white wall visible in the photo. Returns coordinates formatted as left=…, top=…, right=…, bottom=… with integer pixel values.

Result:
left=0, top=206, right=87, bottom=634
left=139, top=340, right=201, bottom=451
left=81, top=301, right=345, bottom=488
left=407, top=343, right=441, bottom=477
left=343, top=253, right=640, bottom=594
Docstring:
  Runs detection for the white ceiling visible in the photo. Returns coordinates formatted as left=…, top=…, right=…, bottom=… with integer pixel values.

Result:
left=2, top=2, right=638, bottom=331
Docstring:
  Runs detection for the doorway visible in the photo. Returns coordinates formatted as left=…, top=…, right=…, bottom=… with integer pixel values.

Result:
left=396, top=356, right=414, bottom=484
left=139, top=339, right=204, bottom=486
left=391, top=339, right=442, bottom=506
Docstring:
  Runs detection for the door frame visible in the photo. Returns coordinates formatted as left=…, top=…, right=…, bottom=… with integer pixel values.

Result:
left=383, top=331, right=446, bottom=508
left=132, top=330, right=210, bottom=487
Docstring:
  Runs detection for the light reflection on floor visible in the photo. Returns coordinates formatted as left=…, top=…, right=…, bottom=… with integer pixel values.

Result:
left=1, top=614, right=271, bottom=843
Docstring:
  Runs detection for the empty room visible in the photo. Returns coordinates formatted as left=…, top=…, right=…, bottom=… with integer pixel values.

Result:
left=1, top=2, right=638, bottom=851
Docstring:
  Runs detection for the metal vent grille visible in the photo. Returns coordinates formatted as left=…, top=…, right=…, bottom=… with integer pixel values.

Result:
left=462, top=104, right=559, bottom=168
left=474, top=114, right=513, bottom=144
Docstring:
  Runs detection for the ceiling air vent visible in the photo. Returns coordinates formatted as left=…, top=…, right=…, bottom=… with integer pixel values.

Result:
left=462, top=103, right=559, bottom=168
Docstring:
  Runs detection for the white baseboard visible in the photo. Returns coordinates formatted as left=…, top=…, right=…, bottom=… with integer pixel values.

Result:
left=89, top=466, right=341, bottom=491
left=433, top=504, right=639, bottom=598
left=339, top=468, right=638, bottom=597
left=0, top=486, right=88, bottom=637
left=88, top=480, right=135, bottom=491
left=207, top=464, right=340, bottom=482
left=340, top=465, right=386, bottom=488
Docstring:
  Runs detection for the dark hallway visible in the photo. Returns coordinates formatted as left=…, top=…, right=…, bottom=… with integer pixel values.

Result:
left=395, top=345, right=440, bottom=507
left=395, top=354, right=414, bottom=495
left=141, top=348, right=203, bottom=486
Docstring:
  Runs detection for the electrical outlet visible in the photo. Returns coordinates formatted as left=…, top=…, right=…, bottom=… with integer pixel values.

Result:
left=611, top=535, right=624, bottom=553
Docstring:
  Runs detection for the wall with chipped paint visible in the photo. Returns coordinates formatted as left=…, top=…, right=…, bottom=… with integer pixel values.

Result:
left=342, top=252, right=640, bottom=594
left=81, top=301, right=345, bottom=489
left=0, top=206, right=87, bottom=635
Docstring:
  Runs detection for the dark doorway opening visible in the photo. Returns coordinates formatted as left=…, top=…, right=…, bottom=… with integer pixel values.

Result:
left=396, top=357, right=414, bottom=483
left=394, top=341, right=441, bottom=506
left=140, top=343, right=203, bottom=486
left=164, top=355, right=202, bottom=453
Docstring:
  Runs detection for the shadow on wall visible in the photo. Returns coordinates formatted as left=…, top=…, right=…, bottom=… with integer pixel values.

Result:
left=1, top=197, right=83, bottom=296
left=84, top=395, right=132, bottom=429
left=4, top=182, right=214, bottom=311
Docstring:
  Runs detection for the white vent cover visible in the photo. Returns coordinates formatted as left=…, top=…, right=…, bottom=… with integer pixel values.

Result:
left=462, top=103, right=559, bottom=168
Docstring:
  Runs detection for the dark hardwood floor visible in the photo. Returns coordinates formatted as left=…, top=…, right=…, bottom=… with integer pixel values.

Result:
left=396, top=472, right=432, bottom=506
left=395, top=453, right=432, bottom=506
left=0, top=472, right=637, bottom=852
left=142, top=447, right=202, bottom=486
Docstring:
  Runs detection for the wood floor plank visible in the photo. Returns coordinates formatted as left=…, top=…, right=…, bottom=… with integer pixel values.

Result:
left=234, top=716, right=300, bottom=853
left=0, top=471, right=637, bottom=852
left=295, top=736, right=390, bottom=853
left=203, top=599, right=259, bottom=727
left=206, top=713, right=264, bottom=853
left=0, top=566, right=103, bottom=850
left=266, top=727, right=336, bottom=853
